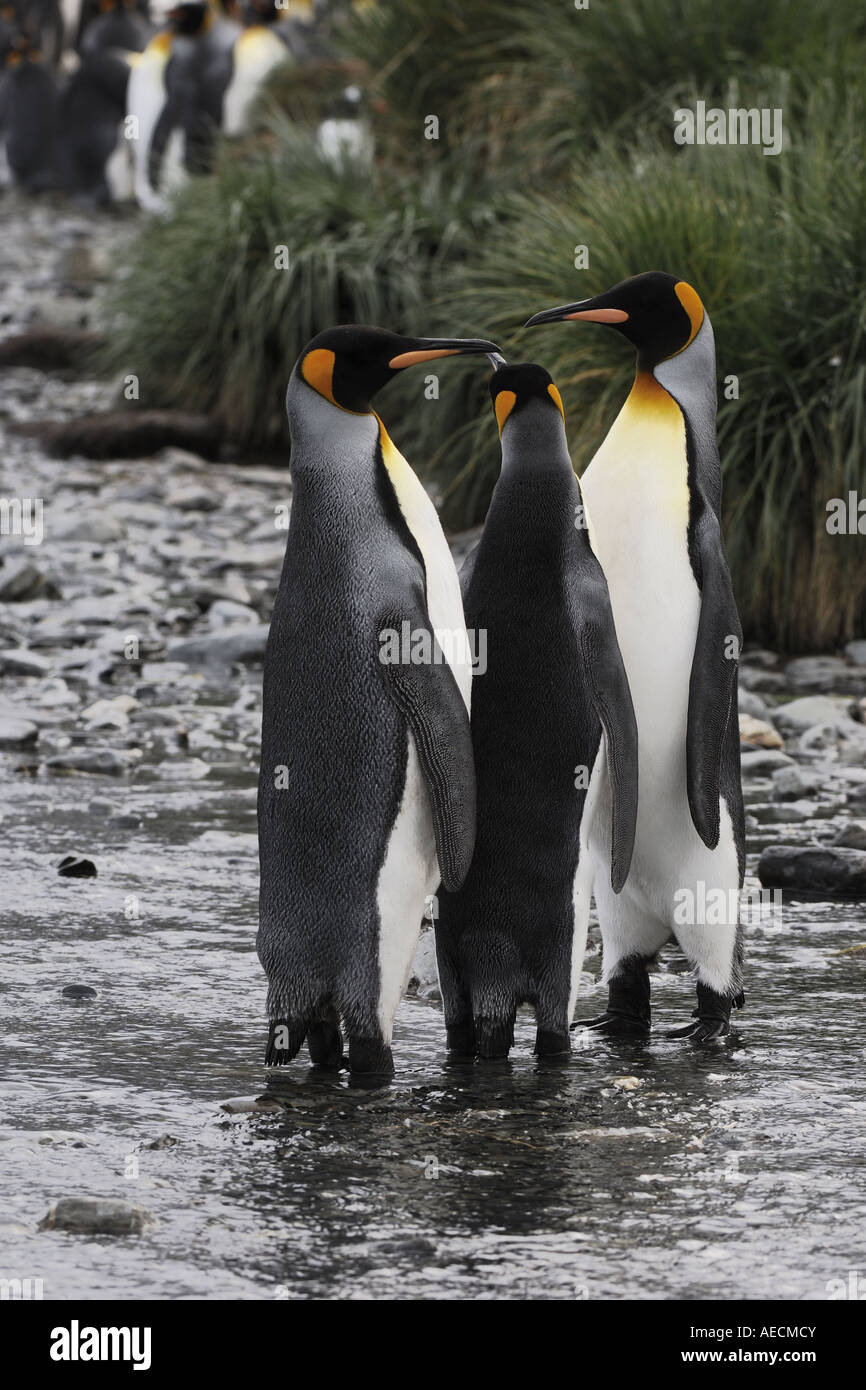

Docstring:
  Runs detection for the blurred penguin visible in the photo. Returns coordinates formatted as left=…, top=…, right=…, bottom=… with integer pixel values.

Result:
left=78, top=0, right=153, bottom=57
left=221, top=0, right=291, bottom=137
left=316, top=81, right=370, bottom=168
left=1, top=29, right=60, bottom=191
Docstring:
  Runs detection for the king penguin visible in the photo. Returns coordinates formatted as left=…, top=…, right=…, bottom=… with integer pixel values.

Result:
left=526, top=272, right=746, bottom=1041
left=257, top=324, right=501, bottom=1079
left=435, top=360, right=639, bottom=1060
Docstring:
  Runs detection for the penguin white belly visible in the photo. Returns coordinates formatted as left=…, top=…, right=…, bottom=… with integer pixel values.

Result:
left=377, top=423, right=473, bottom=711
left=581, top=380, right=739, bottom=986
left=375, top=737, right=439, bottom=1040
left=223, top=28, right=290, bottom=137
left=374, top=424, right=472, bottom=1034
left=105, top=120, right=135, bottom=203
left=127, top=37, right=172, bottom=212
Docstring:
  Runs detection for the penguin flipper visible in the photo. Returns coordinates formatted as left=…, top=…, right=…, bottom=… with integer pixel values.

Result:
left=457, top=542, right=479, bottom=598
left=686, top=509, right=742, bottom=850
left=579, top=607, right=640, bottom=894
left=378, top=615, right=476, bottom=893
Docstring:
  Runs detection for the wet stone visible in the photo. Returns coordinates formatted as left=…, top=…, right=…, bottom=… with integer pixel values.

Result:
left=758, top=846, right=866, bottom=898
left=833, top=822, right=866, bottom=851
left=45, top=748, right=136, bottom=776
left=38, top=1197, right=154, bottom=1235
left=784, top=656, right=866, bottom=694
left=0, top=648, right=53, bottom=676
left=0, top=716, right=39, bottom=748
left=0, top=560, right=59, bottom=602
left=57, top=854, right=97, bottom=878
left=774, top=696, right=859, bottom=734
left=772, top=766, right=823, bottom=802
left=61, top=984, right=97, bottom=999
left=740, top=749, right=794, bottom=776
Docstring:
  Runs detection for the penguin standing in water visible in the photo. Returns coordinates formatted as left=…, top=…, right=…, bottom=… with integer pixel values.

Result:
left=526, top=273, right=745, bottom=1040
left=435, top=360, right=639, bottom=1060
left=257, top=325, right=500, bottom=1078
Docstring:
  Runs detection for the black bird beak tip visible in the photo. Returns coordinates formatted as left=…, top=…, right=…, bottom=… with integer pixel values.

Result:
left=524, top=308, right=568, bottom=328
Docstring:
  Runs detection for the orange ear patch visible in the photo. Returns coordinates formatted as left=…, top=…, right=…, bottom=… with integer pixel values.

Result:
left=494, top=390, right=517, bottom=435
left=547, top=383, right=565, bottom=419
left=674, top=282, right=704, bottom=350
left=301, top=348, right=338, bottom=405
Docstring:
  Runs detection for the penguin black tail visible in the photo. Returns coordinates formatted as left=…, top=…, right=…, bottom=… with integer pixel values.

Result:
left=475, top=1014, right=516, bottom=1061
left=265, top=1018, right=307, bottom=1067
left=264, top=1008, right=345, bottom=1070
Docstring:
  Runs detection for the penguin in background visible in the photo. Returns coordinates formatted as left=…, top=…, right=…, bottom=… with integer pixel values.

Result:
left=125, top=16, right=176, bottom=210
left=126, top=1, right=236, bottom=211
left=435, top=359, right=639, bottom=1061
left=257, top=325, right=501, bottom=1079
left=1, top=29, right=60, bottom=192
left=58, top=46, right=135, bottom=202
left=526, top=272, right=745, bottom=1041
left=221, top=0, right=292, bottom=138
left=316, top=82, right=370, bottom=170
left=147, top=1, right=238, bottom=184
left=72, top=0, right=150, bottom=55
left=78, top=0, right=153, bottom=57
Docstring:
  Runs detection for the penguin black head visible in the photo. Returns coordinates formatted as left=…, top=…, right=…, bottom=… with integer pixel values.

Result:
left=166, top=2, right=211, bottom=35
left=488, top=362, right=565, bottom=436
left=524, top=271, right=705, bottom=372
left=297, top=325, right=502, bottom=415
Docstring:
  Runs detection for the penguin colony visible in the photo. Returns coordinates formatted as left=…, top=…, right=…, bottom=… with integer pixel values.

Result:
left=0, top=0, right=334, bottom=206
left=0, top=9, right=743, bottom=1071
left=258, top=272, right=746, bottom=1078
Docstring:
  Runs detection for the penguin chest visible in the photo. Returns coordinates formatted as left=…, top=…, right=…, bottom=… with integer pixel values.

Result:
left=377, top=425, right=472, bottom=711
left=581, top=382, right=699, bottom=788
left=376, top=735, right=439, bottom=1034
left=223, top=29, right=289, bottom=136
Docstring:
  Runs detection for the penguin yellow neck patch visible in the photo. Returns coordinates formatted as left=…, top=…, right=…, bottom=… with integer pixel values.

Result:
left=627, top=370, right=682, bottom=423
left=673, top=282, right=704, bottom=354
left=547, top=383, right=565, bottom=420
left=494, top=391, right=517, bottom=435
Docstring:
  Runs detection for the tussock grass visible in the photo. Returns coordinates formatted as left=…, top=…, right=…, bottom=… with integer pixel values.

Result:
left=435, top=89, right=866, bottom=649
left=101, top=0, right=866, bottom=648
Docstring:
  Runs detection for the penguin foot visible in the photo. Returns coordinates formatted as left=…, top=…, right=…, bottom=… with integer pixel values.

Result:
left=475, top=1016, right=515, bottom=1061
left=665, top=983, right=742, bottom=1042
left=572, top=955, right=653, bottom=1038
left=666, top=1017, right=730, bottom=1042
left=571, top=1011, right=650, bottom=1039
left=535, top=1028, right=571, bottom=1059
left=348, top=1036, right=394, bottom=1079
left=307, top=1019, right=344, bottom=1070
left=445, top=1020, right=477, bottom=1060
left=264, top=1019, right=306, bottom=1067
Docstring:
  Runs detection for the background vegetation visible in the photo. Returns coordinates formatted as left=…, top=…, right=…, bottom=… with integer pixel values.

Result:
left=104, top=0, right=866, bottom=650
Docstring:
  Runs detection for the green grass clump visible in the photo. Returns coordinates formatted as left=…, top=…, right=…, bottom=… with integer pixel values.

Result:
left=435, top=89, right=866, bottom=650
left=104, top=118, right=504, bottom=448
left=100, top=0, right=866, bottom=648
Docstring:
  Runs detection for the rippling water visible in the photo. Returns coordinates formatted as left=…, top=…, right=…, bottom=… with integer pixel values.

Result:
left=1, top=753, right=864, bottom=1300
left=0, top=200, right=863, bottom=1302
